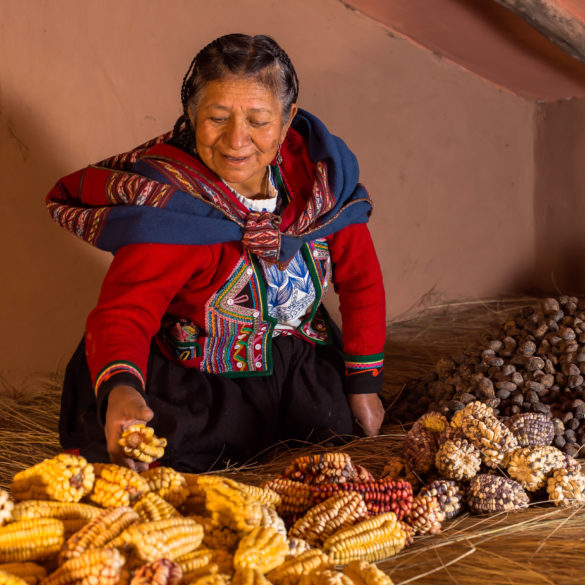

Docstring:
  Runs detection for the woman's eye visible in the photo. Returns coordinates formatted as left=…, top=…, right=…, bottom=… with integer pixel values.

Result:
left=210, top=117, right=227, bottom=123
left=250, top=120, right=269, bottom=128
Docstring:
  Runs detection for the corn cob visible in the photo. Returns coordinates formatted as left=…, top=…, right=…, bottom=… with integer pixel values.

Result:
left=41, top=547, right=125, bottom=585
left=258, top=505, right=287, bottom=536
left=205, top=481, right=263, bottom=534
left=418, top=480, right=466, bottom=520
left=289, top=493, right=368, bottom=547
left=352, top=465, right=375, bottom=483
left=417, top=412, right=449, bottom=436
left=434, top=438, right=481, bottom=482
left=467, top=475, right=529, bottom=514
left=298, top=569, right=353, bottom=585
left=232, top=567, right=272, bottom=585
left=406, top=495, right=445, bottom=535
left=267, top=549, right=332, bottom=585
left=282, top=453, right=356, bottom=485
left=187, top=515, right=240, bottom=554
left=175, top=548, right=233, bottom=577
left=0, top=518, right=64, bottom=563
left=133, top=491, right=181, bottom=522
left=260, top=479, right=315, bottom=519
left=504, top=413, right=555, bottom=448
left=457, top=401, right=518, bottom=467
left=0, top=490, right=14, bottom=526
left=547, top=468, right=585, bottom=507
left=0, top=569, right=29, bottom=585
left=10, top=455, right=94, bottom=503
left=11, top=501, right=101, bottom=537
left=113, top=517, right=204, bottom=563
left=323, top=512, right=407, bottom=565
left=88, top=463, right=150, bottom=507
left=342, top=560, right=394, bottom=585
left=0, top=563, right=46, bottom=585
left=140, top=467, right=188, bottom=508
left=129, top=558, right=183, bottom=585
left=233, top=525, right=288, bottom=573
left=404, top=412, right=448, bottom=475
left=59, top=506, right=139, bottom=564
left=119, top=424, right=167, bottom=464
left=312, top=478, right=414, bottom=520
left=506, top=446, right=567, bottom=492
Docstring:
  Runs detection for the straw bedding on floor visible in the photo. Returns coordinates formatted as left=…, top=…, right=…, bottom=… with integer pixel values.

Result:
left=1, top=296, right=584, bottom=584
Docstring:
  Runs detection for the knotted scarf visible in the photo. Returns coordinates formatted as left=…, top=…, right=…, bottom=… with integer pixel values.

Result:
left=46, top=109, right=373, bottom=263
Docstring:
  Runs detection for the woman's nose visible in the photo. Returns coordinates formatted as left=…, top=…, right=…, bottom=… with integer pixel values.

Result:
left=224, top=119, right=250, bottom=149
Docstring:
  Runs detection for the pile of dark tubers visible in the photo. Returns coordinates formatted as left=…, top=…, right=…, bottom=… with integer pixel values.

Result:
left=392, top=296, right=585, bottom=458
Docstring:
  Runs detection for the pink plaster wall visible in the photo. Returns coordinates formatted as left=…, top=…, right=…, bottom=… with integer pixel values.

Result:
left=0, top=0, right=545, bottom=382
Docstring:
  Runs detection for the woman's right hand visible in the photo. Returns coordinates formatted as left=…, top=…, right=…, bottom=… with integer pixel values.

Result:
left=104, top=385, right=154, bottom=472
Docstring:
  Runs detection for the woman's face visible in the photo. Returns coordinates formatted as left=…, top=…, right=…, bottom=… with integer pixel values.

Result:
left=191, top=77, right=296, bottom=197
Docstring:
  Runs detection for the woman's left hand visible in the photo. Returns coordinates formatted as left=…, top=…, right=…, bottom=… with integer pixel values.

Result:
left=348, top=393, right=385, bottom=436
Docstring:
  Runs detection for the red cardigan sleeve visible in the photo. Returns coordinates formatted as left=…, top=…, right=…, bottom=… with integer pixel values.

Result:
left=327, top=222, right=386, bottom=393
left=85, top=243, right=212, bottom=404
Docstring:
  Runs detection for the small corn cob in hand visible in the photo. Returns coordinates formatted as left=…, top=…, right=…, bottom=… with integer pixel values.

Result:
left=119, top=424, right=167, bottom=464
left=10, top=454, right=94, bottom=503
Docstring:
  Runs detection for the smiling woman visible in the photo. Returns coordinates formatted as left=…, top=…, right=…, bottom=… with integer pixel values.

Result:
left=45, top=34, right=386, bottom=473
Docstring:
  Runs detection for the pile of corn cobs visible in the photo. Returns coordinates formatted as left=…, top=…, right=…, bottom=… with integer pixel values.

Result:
left=0, top=429, right=454, bottom=585
left=392, top=296, right=585, bottom=457
left=388, top=403, right=585, bottom=519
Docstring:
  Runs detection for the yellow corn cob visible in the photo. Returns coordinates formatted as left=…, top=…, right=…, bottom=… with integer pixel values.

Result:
left=176, top=548, right=234, bottom=578
left=232, top=567, right=272, bottom=585
left=10, top=455, right=94, bottom=503
left=233, top=525, right=288, bottom=574
left=323, top=512, right=407, bottom=565
left=267, top=550, right=332, bottom=585
left=181, top=564, right=229, bottom=585
left=298, top=569, right=353, bottom=585
left=189, top=474, right=281, bottom=508
left=180, top=475, right=208, bottom=515
left=133, top=491, right=181, bottom=522
left=59, top=506, right=139, bottom=564
left=342, top=560, right=394, bottom=585
left=0, top=569, right=29, bottom=585
left=0, top=490, right=14, bottom=526
left=0, top=518, right=64, bottom=563
left=11, top=501, right=101, bottom=537
left=258, top=505, right=287, bottom=536
left=188, top=515, right=240, bottom=554
left=114, top=517, right=204, bottom=563
left=290, top=492, right=368, bottom=547
left=129, top=558, right=183, bottom=585
left=205, top=481, right=263, bottom=534
left=119, top=424, right=167, bottom=464
left=42, top=547, right=125, bottom=585
left=260, top=478, right=315, bottom=518
left=0, top=563, right=46, bottom=585
left=140, top=467, right=189, bottom=508
left=88, top=464, right=150, bottom=507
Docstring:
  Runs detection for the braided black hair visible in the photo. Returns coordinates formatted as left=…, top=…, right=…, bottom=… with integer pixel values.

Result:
left=170, top=34, right=299, bottom=153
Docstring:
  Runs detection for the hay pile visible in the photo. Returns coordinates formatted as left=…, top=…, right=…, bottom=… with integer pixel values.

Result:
left=1, top=296, right=584, bottom=584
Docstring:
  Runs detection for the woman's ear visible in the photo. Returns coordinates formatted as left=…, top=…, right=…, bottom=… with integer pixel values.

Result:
left=280, top=104, right=298, bottom=142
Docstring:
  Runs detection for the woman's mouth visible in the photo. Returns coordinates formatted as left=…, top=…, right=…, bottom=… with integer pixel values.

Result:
left=223, top=154, right=250, bottom=164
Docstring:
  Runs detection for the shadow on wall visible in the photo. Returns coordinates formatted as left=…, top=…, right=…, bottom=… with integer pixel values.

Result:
left=0, top=90, right=110, bottom=380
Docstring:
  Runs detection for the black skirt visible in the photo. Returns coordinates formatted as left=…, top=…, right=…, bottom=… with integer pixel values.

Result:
left=60, top=333, right=354, bottom=472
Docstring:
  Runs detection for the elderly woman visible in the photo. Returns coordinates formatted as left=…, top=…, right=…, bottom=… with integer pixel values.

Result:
left=47, top=34, right=386, bottom=472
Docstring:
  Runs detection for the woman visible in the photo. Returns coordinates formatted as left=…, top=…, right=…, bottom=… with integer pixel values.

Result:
left=47, top=34, right=386, bottom=472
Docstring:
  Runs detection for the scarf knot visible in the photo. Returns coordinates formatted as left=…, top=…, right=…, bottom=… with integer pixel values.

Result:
left=241, top=211, right=282, bottom=263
